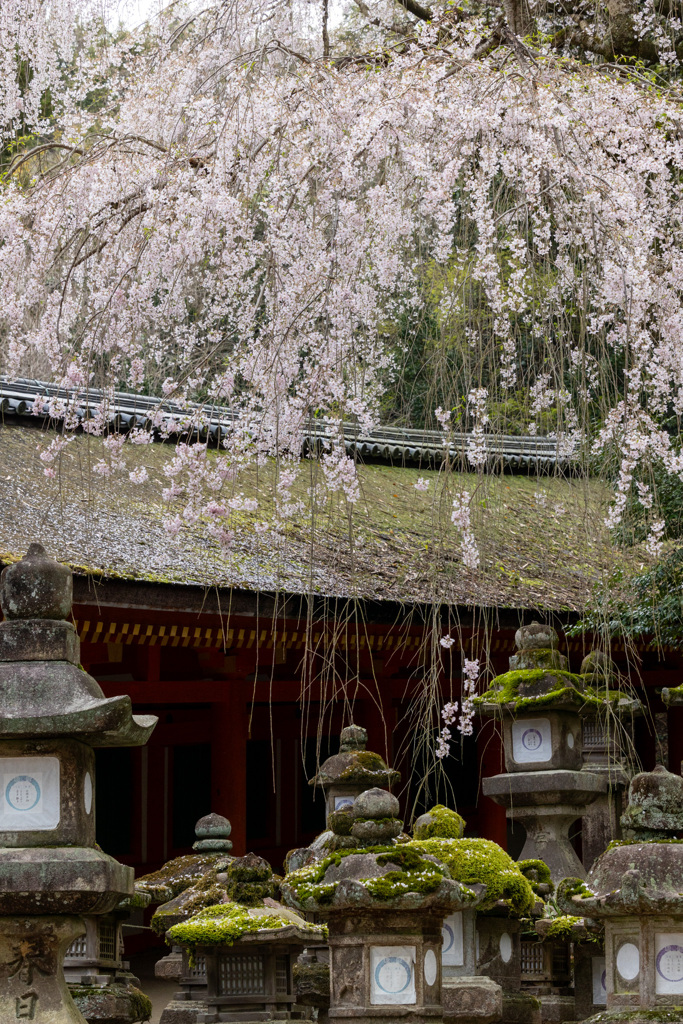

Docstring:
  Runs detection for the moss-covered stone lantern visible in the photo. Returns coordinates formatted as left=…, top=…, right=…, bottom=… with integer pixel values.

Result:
left=164, top=853, right=325, bottom=1024
left=310, top=725, right=400, bottom=822
left=136, top=812, right=233, bottom=983
left=561, top=764, right=683, bottom=1023
left=410, top=808, right=542, bottom=1024
left=0, top=544, right=156, bottom=1024
left=477, top=622, right=607, bottom=882
left=281, top=789, right=483, bottom=1024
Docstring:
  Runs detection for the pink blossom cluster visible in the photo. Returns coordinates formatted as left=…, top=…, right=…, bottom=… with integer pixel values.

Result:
left=450, top=493, right=480, bottom=570
left=2, top=0, right=683, bottom=567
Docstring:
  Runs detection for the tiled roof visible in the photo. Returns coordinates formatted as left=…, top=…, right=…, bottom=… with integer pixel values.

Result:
left=0, top=423, right=643, bottom=612
left=1, top=377, right=571, bottom=470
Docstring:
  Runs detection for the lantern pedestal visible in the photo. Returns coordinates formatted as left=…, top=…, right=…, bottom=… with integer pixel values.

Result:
left=482, top=770, right=606, bottom=882
left=0, top=916, right=86, bottom=1024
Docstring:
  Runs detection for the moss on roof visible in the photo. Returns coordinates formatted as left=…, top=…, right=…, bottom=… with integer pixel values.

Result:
left=0, top=424, right=647, bottom=610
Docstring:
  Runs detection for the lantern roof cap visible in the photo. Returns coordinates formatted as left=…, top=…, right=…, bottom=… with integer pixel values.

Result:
left=0, top=544, right=156, bottom=745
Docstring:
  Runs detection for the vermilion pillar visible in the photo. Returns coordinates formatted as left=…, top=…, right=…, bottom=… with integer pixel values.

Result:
left=211, top=680, right=247, bottom=855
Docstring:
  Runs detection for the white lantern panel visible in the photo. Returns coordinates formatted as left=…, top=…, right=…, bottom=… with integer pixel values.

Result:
left=442, top=911, right=464, bottom=966
left=370, top=946, right=416, bottom=1005
left=423, top=949, right=437, bottom=987
left=512, top=719, right=552, bottom=763
left=0, top=756, right=60, bottom=831
left=616, top=942, right=639, bottom=982
left=499, top=933, right=512, bottom=963
left=655, top=934, right=683, bottom=995
left=334, top=795, right=354, bottom=811
left=83, top=772, right=93, bottom=815
left=592, top=957, right=606, bottom=1005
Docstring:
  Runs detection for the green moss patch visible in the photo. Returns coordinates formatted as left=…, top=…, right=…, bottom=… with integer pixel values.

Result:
left=545, top=914, right=581, bottom=940
left=413, top=805, right=465, bottom=840
left=518, top=859, right=552, bottom=887
left=168, top=902, right=325, bottom=953
left=407, top=838, right=535, bottom=914
left=476, top=669, right=586, bottom=710
left=283, top=844, right=461, bottom=906
left=137, top=852, right=228, bottom=903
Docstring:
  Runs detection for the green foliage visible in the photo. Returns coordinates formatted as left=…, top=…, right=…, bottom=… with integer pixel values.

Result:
left=413, top=805, right=466, bottom=840
left=573, top=547, right=683, bottom=649
left=407, top=838, right=535, bottom=914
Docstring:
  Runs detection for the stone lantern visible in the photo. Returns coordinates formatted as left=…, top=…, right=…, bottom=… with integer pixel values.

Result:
left=282, top=789, right=482, bottom=1024
left=310, top=725, right=399, bottom=821
left=478, top=622, right=606, bottom=882
left=136, top=812, right=233, bottom=983
left=561, top=764, right=683, bottom=1023
left=0, top=544, right=156, bottom=1024
left=162, top=852, right=325, bottom=1024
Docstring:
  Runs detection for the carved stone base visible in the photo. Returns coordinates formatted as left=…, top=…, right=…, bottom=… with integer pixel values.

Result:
left=155, top=949, right=184, bottom=981
left=0, top=915, right=87, bottom=1023
left=442, top=974, right=502, bottom=1022
left=69, top=981, right=152, bottom=1023
left=158, top=997, right=210, bottom=1024
left=501, top=992, right=541, bottom=1024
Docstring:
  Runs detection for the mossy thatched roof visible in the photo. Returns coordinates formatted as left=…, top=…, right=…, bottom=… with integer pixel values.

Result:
left=0, top=424, right=646, bottom=611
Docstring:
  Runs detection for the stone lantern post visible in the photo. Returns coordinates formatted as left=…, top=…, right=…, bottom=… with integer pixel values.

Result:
left=561, top=764, right=683, bottom=1022
left=0, top=544, right=156, bottom=1024
left=310, top=725, right=399, bottom=821
left=477, top=622, right=606, bottom=882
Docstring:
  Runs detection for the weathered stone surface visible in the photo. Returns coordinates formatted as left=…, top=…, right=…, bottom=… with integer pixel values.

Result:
left=580, top=648, right=614, bottom=684
left=0, top=618, right=80, bottom=663
left=0, top=846, right=132, bottom=914
left=501, top=992, right=541, bottom=1023
left=310, top=727, right=400, bottom=823
left=532, top=993, right=574, bottom=1022
left=294, top=956, right=331, bottom=1008
left=508, top=648, right=568, bottom=672
left=0, top=659, right=156, bottom=746
left=353, top=787, right=399, bottom=820
left=154, top=949, right=183, bottom=980
left=350, top=817, right=402, bottom=843
left=587, top=841, right=683, bottom=909
left=621, top=763, right=683, bottom=837
left=159, top=997, right=210, bottom=1024
left=0, top=543, right=72, bottom=619
left=192, top=812, right=232, bottom=853
left=0, top=915, right=86, bottom=1024
left=0, top=736, right=96, bottom=849
left=339, top=724, right=368, bottom=752
left=0, top=545, right=157, bottom=1024
left=483, top=771, right=606, bottom=882
left=70, top=982, right=152, bottom=1024
left=515, top=622, right=559, bottom=652
left=442, top=975, right=502, bottom=1023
